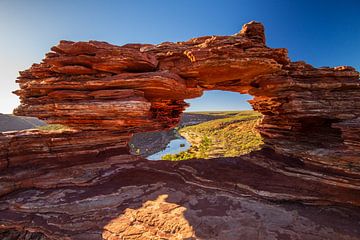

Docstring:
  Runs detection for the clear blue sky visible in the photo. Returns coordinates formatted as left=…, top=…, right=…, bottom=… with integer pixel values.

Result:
left=0, top=0, right=359, bottom=113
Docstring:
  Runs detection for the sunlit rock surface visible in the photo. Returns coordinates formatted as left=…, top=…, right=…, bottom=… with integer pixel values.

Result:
left=1, top=150, right=360, bottom=239
left=13, top=21, right=360, bottom=167
left=0, top=21, right=359, bottom=239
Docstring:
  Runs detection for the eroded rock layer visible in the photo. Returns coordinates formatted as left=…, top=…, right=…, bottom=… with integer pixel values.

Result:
left=0, top=21, right=359, bottom=239
left=1, top=150, right=360, bottom=239
left=13, top=21, right=360, bottom=171
left=0, top=129, right=130, bottom=197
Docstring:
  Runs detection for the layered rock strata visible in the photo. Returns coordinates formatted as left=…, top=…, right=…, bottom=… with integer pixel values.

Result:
left=0, top=129, right=129, bottom=170
left=12, top=21, right=360, bottom=172
left=1, top=150, right=360, bottom=239
left=0, top=21, right=359, bottom=239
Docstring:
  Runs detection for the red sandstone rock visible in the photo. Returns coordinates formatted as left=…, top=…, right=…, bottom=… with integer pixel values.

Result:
left=1, top=21, right=359, bottom=239
left=13, top=21, right=360, bottom=169
left=1, top=150, right=360, bottom=239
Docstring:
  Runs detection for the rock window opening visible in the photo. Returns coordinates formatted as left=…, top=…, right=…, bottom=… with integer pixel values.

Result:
left=129, top=90, right=264, bottom=161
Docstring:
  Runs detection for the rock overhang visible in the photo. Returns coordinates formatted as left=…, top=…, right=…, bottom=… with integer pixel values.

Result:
left=0, top=20, right=360, bottom=239
left=12, top=21, right=360, bottom=170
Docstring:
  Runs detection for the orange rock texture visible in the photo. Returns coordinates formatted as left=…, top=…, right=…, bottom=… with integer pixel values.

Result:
left=1, top=21, right=359, bottom=239
left=13, top=21, right=360, bottom=169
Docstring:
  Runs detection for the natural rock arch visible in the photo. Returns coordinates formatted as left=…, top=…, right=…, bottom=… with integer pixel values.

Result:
left=1, top=21, right=360, bottom=239
left=13, top=21, right=360, bottom=171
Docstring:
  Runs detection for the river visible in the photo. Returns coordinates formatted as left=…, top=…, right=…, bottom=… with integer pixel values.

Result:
left=146, top=138, right=191, bottom=160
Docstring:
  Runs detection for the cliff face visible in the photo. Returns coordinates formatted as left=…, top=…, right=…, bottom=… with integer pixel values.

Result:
left=1, top=21, right=360, bottom=239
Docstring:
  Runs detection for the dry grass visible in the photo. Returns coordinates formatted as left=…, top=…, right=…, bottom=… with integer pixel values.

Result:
left=162, top=111, right=263, bottom=160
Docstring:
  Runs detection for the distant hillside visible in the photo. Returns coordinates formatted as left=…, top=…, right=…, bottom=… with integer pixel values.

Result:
left=179, top=111, right=240, bottom=127
left=130, top=112, right=237, bottom=157
left=0, top=114, right=46, bottom=132
left=162, top=111, right=263, bottom=160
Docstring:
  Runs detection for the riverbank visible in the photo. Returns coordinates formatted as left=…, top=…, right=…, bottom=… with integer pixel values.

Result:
left=129, top=111, right=239, bottom=158
left=147, top=137, right=191, bottom=160
left=162, top=111, right=263, bottom=160
left=130, top=111, right=262, bottom=160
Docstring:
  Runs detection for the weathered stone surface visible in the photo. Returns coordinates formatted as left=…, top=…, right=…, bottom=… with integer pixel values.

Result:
left=12, top=21, right=360, bottom=170
left=14, top=72, right=201, bottom=131
left=1, top=150, right=360, bottom=239
left=0, top=21, right=359, bottom=239
left=0, top=129, right=131, bottom=197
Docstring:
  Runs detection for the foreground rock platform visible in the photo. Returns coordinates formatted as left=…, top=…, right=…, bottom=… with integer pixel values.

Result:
left=0, top=21, right=359, bottom=239
left=1, top=150, right=360, bottom=239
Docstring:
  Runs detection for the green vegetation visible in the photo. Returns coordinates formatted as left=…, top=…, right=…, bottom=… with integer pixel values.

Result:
left=162, top=111, right=263, bottom=161
left=37, top=124, right=69, bottom=131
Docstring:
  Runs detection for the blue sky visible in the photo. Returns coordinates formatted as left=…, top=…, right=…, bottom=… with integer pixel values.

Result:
left=0, top=0, right=359, bottom=113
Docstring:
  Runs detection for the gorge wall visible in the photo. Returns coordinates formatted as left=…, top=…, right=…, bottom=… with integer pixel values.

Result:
left=1, top=21, right=360, bottom=239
